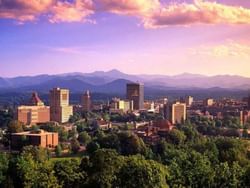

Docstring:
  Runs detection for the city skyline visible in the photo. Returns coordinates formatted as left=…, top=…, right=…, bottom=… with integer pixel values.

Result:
left=1, top=0, right=250, bottom=77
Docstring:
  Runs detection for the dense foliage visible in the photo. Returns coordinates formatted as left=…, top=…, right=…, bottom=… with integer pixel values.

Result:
left=1, top=111, right=250, bottom=187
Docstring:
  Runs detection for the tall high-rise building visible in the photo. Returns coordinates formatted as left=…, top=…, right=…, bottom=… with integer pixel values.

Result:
left=82, top=90, right=91, bottom=111
left=167, top=102, right=186, bottom=124
left=18, top=92, right=50, bottom=125
left=204, top=98, right=214, bottom=106
left=126, top=83, right=144, bottom=110
left=185, top=96, right=194, bottom=107
left=49, top=88, right=73, bottom=123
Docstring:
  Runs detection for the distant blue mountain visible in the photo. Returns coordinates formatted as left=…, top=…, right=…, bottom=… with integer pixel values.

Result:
left=1, top=69, right=250, bottom=93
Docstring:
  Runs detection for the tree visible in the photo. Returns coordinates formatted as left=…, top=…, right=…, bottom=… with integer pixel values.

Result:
left=55, top=145, right=62, bottom=157
left=103, top=113, right=110, bottom=122
left=97, top=133, right=120, bottom=152
left=243, top=165, right=250, bottom=187
left=116, top=155, right=169, bottom=188
left=78, top=131, right=91, bottom=145
left=21, top=146, right=50, bottom=163
left=7, top=120, right=24, bottom=133
left=70, top=138, right=80, bottom=154
left=86, top=141, right=100, bottom=154
left=168, top=150, right=215, bottom=187
left=215, top=138, right=249, bottom=165
left=215, top=119, right=222, bottom=127
left=167, top=129, right=186, bottom=145
left=68, top=128, right=77, bottom=139
left=87, top=149, right=124, bottom=188
left=118, top=132, right=147, bottom=155
left=0, top=109, right=14, bottom=128
left=53, top=159, right=86, bottom=188
left=76, top=121, right=88, bottom=133
left=0, top=153, right=9, bottom=185
left=17, top=153, right=59, bottom=188
left=214, top=162, right=244, bottom=187
left=180, top=124, right=201, bottom=143
left=242, top=128, right=248, bottom=138
left=69, top=113, right=81, bottom=123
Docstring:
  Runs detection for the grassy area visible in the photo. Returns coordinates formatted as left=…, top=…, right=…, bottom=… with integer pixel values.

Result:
left=50, top=150, right=87, bottom=161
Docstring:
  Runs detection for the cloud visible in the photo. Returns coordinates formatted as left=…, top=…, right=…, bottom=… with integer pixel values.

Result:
left=144, top=0, right=250, bottom=28
left=1, top=0, right=250, bottom=27
left=0, top=0, right=54, bottom=22
left=189, top=42, right=250, bottom=58
left=93, top=0, right=160, bottom=16
left=49, top=0, right=94, bottom=23
left=0, top=0, right=160, bottom=23
left=0, top=0, right=93, bottom=23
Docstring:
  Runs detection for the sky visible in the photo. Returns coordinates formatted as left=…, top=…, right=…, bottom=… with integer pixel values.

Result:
left=1, top=0, right=250, bottom=77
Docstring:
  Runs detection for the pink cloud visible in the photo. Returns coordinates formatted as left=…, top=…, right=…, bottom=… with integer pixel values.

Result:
left=0, top=0, right=93, bottom=23
left=49, top=0, right=94, bottom=23
left=0, top=0, right=160, bottom=23
left=1, top=0, right=250, bottom=27
left=144, top=0, right=250, bottom=28
left=0, top=0, right=54, bottom=22
left=93, top=0, right=160, bottom=15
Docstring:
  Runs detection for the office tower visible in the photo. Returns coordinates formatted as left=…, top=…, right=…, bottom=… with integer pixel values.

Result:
left=82, top=90, right=91, bottom=111
left=185, top=96, right=194, bottom=107
left=167, top=102, right=186, bottom=124
left=49, top=88, right=73, bottom=123
left=126, top=83, right=144, bottom=110
left=109, top=98, right=133, bottom=113
left=17, top=92, right=50, bottom=125
left=204, top=98, right=214, bottom=106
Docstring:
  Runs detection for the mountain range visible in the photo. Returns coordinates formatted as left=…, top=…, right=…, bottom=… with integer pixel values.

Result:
left=0, top=69, right=250, bottom=94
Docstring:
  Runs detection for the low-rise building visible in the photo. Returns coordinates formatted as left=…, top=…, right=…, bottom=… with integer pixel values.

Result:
left=11, top=130, right=58, bottom=149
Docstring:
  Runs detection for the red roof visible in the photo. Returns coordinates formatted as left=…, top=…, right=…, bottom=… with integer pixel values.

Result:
left=30, top=92, right=43, bottom=106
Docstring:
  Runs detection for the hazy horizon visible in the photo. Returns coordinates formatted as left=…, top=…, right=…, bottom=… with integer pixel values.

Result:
left=1, top=0, right=250, bottom=77
left=2, top=69, right=250, bottom=79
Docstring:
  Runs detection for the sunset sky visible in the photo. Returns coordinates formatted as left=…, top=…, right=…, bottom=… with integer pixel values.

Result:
left=1, top=0, right=250, bottom=77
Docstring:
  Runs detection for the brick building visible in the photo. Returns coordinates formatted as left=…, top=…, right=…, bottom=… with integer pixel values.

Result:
left=11, top=130, right=58, bottom=149
left=17, top=92, right=50, bottom=125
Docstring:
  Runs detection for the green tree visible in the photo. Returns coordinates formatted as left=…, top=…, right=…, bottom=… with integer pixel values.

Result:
left=78, top=131, right=91, bottom=145
left=21, top=146, right=50, bottom=162
left=88, top=149, right=124, bottom=188
left=118, top=132, right=147, bottom=155
left=8, top=120, right=24, bottom=133
left=69, top=113, right=82, bottom=123
left=214, top=162, right=244, bottom=187
left=215, top=138, right=249, bottom=165
left=17, top=153, right=59, bottom=188
left=86, top=141, right=100, bottom=154
left=76, top=121, right=88, bottom=133
left=53, top=159, right=86, bottom=188
left=0, top=109, right=14, bottom=128
left=167, top=129, right=186, bottom=145
left=70, top=138, right=80, bottom=154
left=21, top=146, right=42, bottom=157
left=103, top=113, right=110, bottom=121
left=55, top=144, right=62, bottom=157
left=0, top=153, right=9, bottom=185
left=116, top=155, right=169, bottom=188
left=97, top=133, right=120, bottom=151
